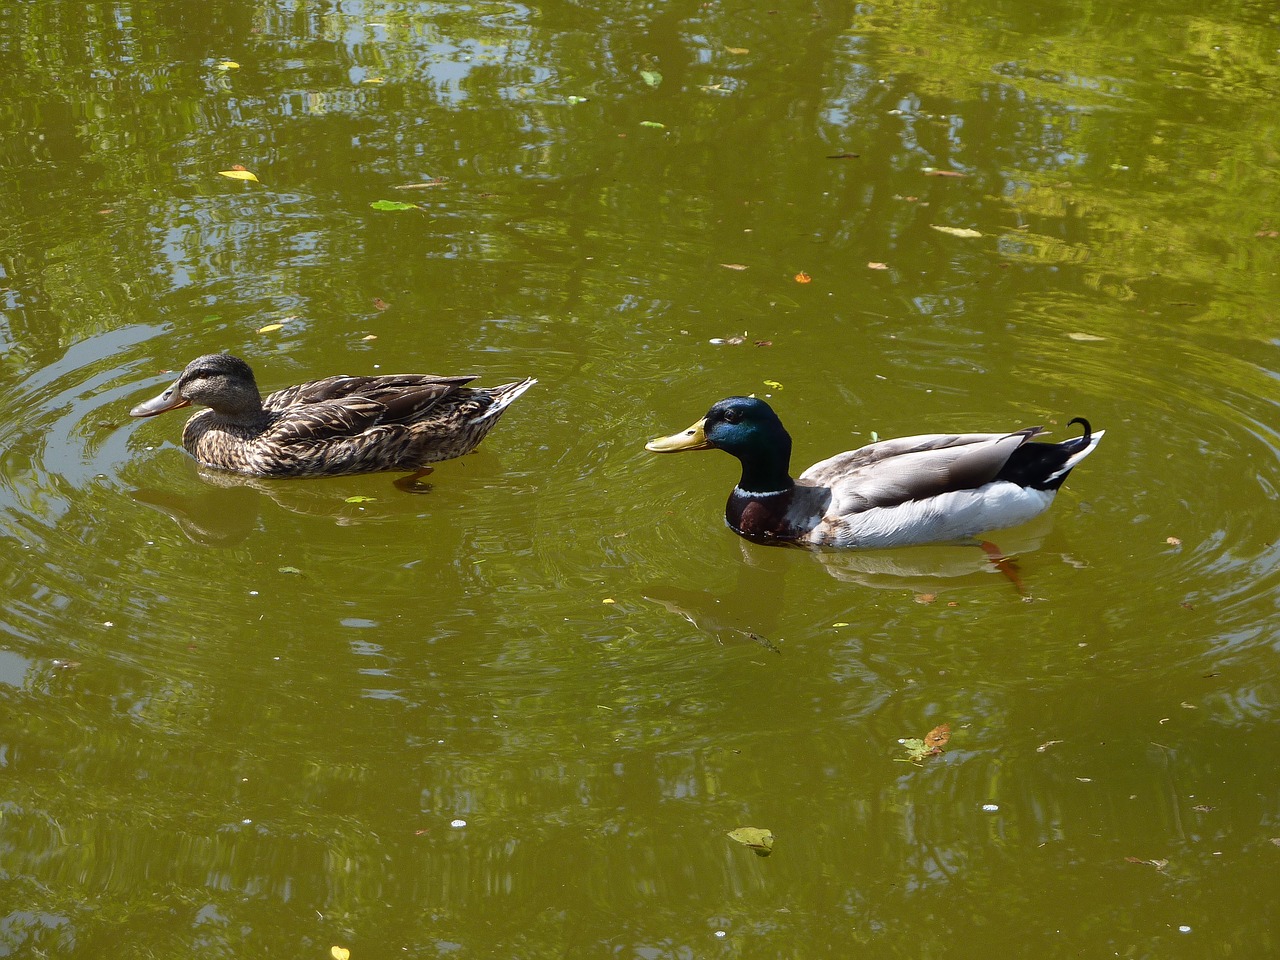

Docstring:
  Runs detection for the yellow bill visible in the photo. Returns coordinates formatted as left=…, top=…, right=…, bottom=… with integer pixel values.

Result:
left=645, top=417, right=712, bottom=453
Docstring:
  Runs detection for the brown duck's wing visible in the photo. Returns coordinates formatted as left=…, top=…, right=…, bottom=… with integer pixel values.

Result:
left=263, top=375, right=479, bottom=444
left=266, top=374, right=476, bottom=409
left=800, top=428, right=1042, bottom=513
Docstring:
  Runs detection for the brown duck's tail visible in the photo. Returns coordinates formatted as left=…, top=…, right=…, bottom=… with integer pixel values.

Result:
left=478, top=377, right=537, bottom=420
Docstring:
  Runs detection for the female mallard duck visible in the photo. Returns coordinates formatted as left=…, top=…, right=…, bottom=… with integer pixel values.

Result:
left=646, top=396, right=1103, bottom=548
left=130, top=353, right=535, bottom=482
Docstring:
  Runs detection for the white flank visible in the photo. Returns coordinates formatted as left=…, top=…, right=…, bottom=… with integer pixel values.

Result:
left=826, top=483, right=1058, bottom=549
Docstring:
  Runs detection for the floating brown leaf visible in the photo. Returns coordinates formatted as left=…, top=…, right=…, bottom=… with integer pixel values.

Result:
left=925, top=169, right=966, bottom=178
left=924, top=724, right=951, bottom=749
left=794, top=271, right=812, bottom=283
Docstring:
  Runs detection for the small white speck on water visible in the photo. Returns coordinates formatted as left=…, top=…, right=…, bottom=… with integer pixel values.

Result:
left=714, top=931, right=727, bottom=939
left=103, top=621, right=114, bottom=628
left=248, top=590, right=258, bottom=596
left=1179, top=925, right=1192, bottom=934
left=982, top=803, right=999, bottom=812
left=450, top=819, right=467, bottom=828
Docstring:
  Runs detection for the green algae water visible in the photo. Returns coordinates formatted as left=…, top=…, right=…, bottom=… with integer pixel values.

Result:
left=1, top=0, right=1279, bottom=956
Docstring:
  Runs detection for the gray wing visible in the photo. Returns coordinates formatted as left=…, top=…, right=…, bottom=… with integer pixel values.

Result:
left=799, top=429, right=1042, bottom=513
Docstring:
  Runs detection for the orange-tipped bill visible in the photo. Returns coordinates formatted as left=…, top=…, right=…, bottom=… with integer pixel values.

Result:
left=645, top=417, right=712, bottom=453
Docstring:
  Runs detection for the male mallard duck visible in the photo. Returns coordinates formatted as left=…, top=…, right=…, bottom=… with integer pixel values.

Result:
left=130, top=353, right=535, bottom=482
left=646, top=396, right=1103, bottom=548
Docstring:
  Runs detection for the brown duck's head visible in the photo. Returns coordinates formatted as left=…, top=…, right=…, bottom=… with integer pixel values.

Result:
left=130, top=354, right=263, bottom=419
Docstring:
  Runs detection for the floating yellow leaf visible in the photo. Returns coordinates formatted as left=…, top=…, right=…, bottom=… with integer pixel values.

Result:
left=331, top=948, right=351, bottom=960
left=929, top=224, right=982, bottom=238
left=867, top=261, right=889, bottom=270
left=218, top=169, right=259, bottom=182
left=794, top=271, right=812, bottom=283
left=602, top=598, right=616, bottom=604
left=361, top=77, right=385, bottom=85
left=725, top=46, right=750, bottom=54
left=763, top=379, right=783, bottom=391
left=1067, top=332, right=1106, bottom=341
left=257, top=323, right=284, bottom=333
left=216, top=60, right=240, bottom=71
left=727, top=827, right=774, bottom=855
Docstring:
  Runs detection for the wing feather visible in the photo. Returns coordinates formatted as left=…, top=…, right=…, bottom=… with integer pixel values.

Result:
left=800, top=429, right=1042, bottom=513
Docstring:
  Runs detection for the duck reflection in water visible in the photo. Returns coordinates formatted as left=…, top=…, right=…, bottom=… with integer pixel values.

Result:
left=642, top=519, right=1065, bottom=648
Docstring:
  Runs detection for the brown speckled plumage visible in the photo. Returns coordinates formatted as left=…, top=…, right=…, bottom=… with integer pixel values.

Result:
left=130, top=354, right=535, bottom=479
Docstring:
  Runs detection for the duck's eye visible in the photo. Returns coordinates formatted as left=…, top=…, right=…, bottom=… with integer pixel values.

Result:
left=722, top=409, right=740, bottom=424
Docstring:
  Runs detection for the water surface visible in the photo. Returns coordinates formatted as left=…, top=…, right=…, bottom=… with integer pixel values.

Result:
left=2, top=0, right=1279, bottom=956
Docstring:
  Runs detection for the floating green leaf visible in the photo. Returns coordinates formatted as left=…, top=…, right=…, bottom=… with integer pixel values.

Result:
left=727, top=826, right=774, bottom=856
left=639, top=120, right=665, bottom=129
left=370, top=200, right=419, bottom=211
left=897, top=723, right=951, bottom=763
left=640, top=69, right=662, bottom=88
left=345, top=495, right=377, bottom=503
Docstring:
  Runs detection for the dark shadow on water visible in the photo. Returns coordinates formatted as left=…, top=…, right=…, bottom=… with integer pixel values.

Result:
left=644, top=519, right=1064, bottom=645
left=129, top=465, right=448, bottom=545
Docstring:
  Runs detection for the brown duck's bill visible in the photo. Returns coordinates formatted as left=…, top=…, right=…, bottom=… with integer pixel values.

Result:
left=645, top=417, right=713, bottom=453
left=130, top=383, right=190, bottom=418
